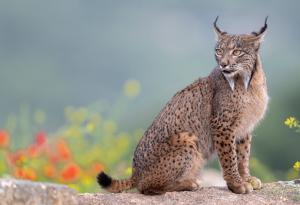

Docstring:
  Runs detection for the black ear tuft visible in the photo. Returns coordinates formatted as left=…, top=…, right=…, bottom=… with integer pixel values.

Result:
left=97, top=172, right=112, bottom=188
left=252, top=16, right=268, bottom=36
left=213, top=16, right=227, bottom=38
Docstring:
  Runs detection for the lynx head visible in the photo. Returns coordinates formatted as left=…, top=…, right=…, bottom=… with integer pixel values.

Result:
left=213, top=17, right=268, bottom=90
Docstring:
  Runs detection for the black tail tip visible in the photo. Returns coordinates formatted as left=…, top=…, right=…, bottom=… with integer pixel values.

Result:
left=97, top=172, right=112, bottom=188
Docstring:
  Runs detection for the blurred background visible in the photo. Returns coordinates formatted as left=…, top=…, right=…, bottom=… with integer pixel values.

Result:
left=0, top=0, right=300, bottom=192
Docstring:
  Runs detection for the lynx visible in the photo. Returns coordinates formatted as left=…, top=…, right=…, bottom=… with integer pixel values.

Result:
left=97, top=17, right=269, bottom=194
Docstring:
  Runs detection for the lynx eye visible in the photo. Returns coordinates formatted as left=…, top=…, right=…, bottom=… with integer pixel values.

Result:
left=215, top=49, right=223, bottom=56
left=232, top=50, right=243, bottom=56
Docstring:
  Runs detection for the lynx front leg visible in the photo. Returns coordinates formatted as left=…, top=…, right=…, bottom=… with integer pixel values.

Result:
left=236, top=134, right=262, bottom=190
left=213, top=129, right=252, bottom=194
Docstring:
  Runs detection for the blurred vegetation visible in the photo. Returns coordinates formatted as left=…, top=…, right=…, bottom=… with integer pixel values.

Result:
left=0, top=80, right=143, bottom=192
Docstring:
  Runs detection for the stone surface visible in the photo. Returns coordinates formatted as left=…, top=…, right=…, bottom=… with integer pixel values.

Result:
left=200, top=169, right=226, bottom=187
left=1, top=178, right=300, bottom=205
left=0, top=178, right=78, bottom=205
left=79, top=180, right=300, bottom=205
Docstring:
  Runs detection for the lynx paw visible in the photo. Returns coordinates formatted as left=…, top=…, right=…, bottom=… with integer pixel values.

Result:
left=190, top=182, right=200, bottom=191
left=189, top=179, right=202, bottom=191
left=246, top=176, right=262, bottom=190
left=227, top=181, right=253, bottom=194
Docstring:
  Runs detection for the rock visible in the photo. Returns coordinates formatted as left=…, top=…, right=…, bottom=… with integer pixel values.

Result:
left=0, top=178, right=78, bottom=205
left=200, top=169, right=226, bottom=187
left=1, top=178, right=300, bottom=205
left=78, top=180, right=300, bottom=205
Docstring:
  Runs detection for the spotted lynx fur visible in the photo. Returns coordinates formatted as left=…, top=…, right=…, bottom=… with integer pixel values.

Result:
left=97, top=17, right=269, bottom=195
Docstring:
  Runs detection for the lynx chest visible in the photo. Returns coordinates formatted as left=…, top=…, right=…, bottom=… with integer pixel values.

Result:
left=235, top=81, right=268, bottom=137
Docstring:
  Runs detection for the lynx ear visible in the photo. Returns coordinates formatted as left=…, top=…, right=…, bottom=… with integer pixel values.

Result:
left=213, top=16, right=227, bottom=40
left=246, top=17, right=268, bottom=48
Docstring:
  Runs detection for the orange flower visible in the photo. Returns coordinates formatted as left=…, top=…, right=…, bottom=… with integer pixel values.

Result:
left=15, top=167, right=37, bottom=181
left=56, top=140, right=71, bottom=160
left=15, top=168, right=25, bottom=178
left=91, top=162, right=104, bottom=175
left=61, top=163, right=81, bottom=181
left=35, top=131, right=47, bottom=146
left=43, top=164, right=57, bottom=178
left=0, top=129, right=9, bottom=148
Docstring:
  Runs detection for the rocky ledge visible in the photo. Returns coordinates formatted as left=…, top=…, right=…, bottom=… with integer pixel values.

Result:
left=0, top=178, right=78, bottom=205
left=1, top=178, right=300, bottom=205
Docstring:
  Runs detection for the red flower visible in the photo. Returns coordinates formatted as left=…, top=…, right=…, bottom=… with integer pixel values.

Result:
left=61, top=163, right=80, bottom=181
left=27, top=144, right=40, bottom=158
left=35, top=131, right=47, bottom=146
left=0, top=129, right=9, bottom=148
left=8, top=150, right=26, bottom=165
left=48, top=154, right=59, bottom=164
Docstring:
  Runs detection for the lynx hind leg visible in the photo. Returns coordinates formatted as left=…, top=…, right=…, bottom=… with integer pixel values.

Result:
left=138, top=132, right=203, bottom=194
left=167, top=132, right=203, bottom=191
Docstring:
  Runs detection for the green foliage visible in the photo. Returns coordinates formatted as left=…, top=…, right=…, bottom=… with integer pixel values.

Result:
left=284, top=116, right=300, bottom=179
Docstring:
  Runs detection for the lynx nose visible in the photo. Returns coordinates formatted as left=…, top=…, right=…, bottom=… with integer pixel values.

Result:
left=220, top=62, right=228, bottom=68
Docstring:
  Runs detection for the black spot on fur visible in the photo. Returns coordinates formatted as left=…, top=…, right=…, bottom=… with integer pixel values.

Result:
left=97, top=172, right=112, bottom=188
